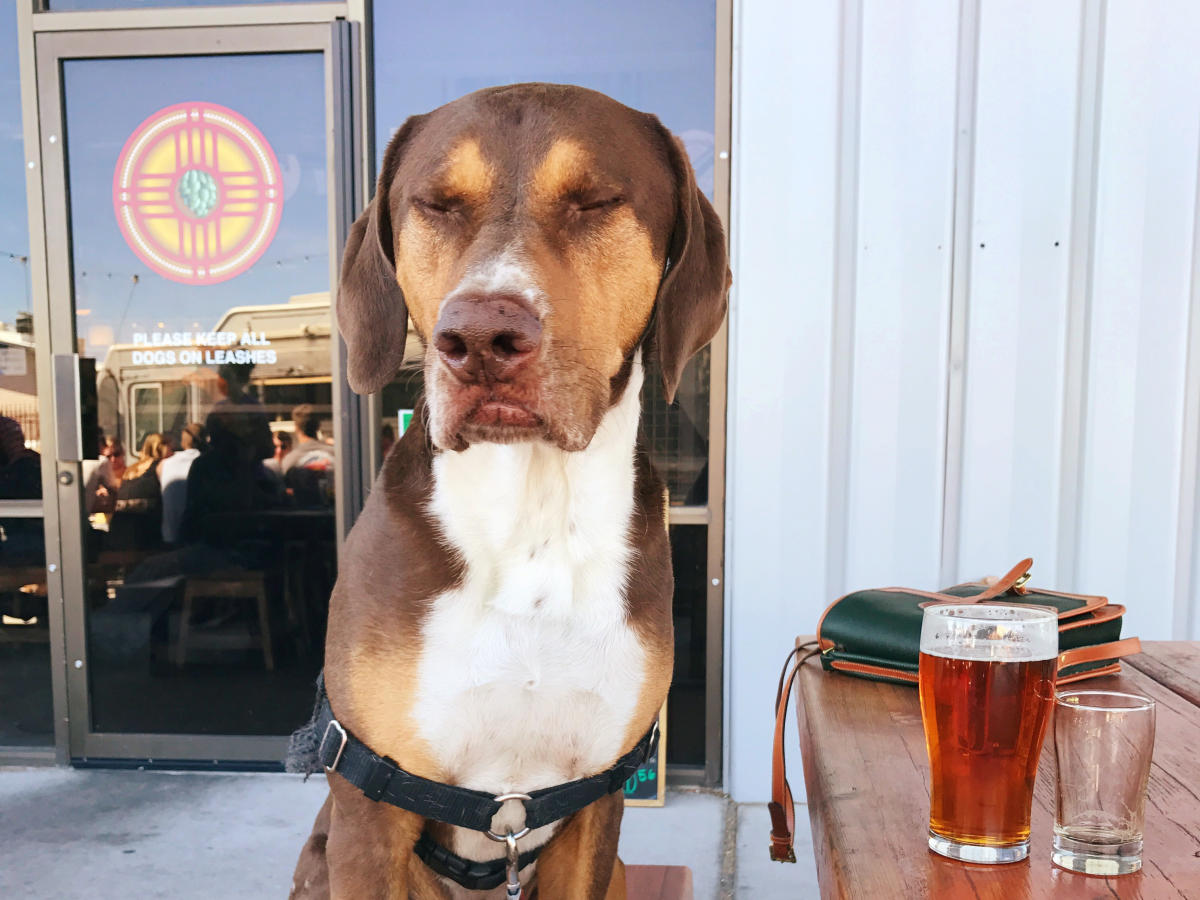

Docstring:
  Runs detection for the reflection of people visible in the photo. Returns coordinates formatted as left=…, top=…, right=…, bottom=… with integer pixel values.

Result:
left=205, top=363, right=274, bottom=463
left=159, top=422, right=205, bottom=544
left=265, top=429, right=292, bottom=476
left=281, top=404, right=335, bottom=508
left=182, top=367, right=283, bottom=544
left=380, top=423, right=396, bottom=458
left=85, top=436, right=127, bottom=517
left=281, top=405, right=335, bottom=473
left=109, top=432, right=171, bottom=550
left=272, top=430, right=293, bottom=467
left=0, top=416, right=40, bottom=500
left=0, top=417, right=44, bottom=568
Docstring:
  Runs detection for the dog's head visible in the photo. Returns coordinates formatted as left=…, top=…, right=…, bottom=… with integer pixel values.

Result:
left=338, top=83, right=730, bottom=452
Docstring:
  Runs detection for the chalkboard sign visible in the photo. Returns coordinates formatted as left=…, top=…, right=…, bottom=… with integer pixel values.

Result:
left=623, top=699, right=666, bottom=807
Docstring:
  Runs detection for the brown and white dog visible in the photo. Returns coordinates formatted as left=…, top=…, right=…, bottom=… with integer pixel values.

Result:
left=290, top=83, right=730, bottom=900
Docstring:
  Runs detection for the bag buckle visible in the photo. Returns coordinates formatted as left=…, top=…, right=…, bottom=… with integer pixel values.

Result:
left=320, top=719, right=348, bottom=772
left=769, top=842, right=797, bottom=863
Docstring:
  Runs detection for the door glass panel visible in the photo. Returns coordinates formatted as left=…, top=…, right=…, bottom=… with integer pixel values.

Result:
left=1, top=1, right=52, bottom=749
left=62, top=52, right=332, bottom=736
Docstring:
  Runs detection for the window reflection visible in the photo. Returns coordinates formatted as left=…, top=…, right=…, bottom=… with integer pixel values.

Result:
left=0, top=0, right=52, bottom=750
left=63, top=53, right=333, bottom=737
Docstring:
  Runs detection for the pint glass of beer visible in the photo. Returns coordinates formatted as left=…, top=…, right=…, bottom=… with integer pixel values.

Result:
left=918, top=604, right=1058, bottom=863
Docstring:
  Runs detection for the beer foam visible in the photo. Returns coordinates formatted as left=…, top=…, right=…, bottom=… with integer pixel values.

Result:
left=920, top=605, right=1058, bottom=661
left=920, top=642, right=1057, bottom=662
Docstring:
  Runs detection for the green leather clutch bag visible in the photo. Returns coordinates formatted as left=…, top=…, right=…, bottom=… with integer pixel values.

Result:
left=816, top=558, right=1142, bottom=686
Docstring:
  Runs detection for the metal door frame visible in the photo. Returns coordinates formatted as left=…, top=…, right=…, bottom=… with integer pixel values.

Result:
left=30, top=20, right=361, bottom=763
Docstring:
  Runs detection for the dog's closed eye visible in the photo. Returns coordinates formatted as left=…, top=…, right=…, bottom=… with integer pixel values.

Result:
left=570, top=195, right=624, bottom=213
left=560, top=186, right=625, bottom=215
left=413, top=196, right=463, bottom=216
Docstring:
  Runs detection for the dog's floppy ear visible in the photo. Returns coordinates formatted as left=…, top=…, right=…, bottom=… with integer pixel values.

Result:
left=337, top=116, right=423, bottom=394
left=650, top=123, right=732, bottom=403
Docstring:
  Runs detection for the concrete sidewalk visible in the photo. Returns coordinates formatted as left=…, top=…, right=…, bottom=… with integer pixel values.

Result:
left=0, top=768, right=817, bottom=899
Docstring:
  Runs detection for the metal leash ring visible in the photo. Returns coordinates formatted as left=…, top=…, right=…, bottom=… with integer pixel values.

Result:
left=485, top=791, right=533, bottom=843
left=484, top=824, right=532, bottom=843
left=485, top=794, right=533, bottom=900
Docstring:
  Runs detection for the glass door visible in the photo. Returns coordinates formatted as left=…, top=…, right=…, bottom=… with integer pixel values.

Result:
left=35, top=23, right=360, bottom=763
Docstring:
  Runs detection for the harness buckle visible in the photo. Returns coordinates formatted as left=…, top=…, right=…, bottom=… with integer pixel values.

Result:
left=320, top=718, right=348, bottom=772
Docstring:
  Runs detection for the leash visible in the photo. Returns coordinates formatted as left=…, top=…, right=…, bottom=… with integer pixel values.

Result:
left=311, top=687, right=658, bottom=895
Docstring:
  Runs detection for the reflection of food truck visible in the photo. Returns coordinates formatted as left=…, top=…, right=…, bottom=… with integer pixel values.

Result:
left=96, top=292, right=425, bottom=455
left=97, top=293, right=331, bottom=452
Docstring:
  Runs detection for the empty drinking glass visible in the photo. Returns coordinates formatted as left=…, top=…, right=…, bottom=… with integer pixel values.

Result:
left=1052, top=690, right=1156, bottom=875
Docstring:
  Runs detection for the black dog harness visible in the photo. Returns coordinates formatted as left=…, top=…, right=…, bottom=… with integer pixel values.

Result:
left=306, top=687, right=657, bottom=892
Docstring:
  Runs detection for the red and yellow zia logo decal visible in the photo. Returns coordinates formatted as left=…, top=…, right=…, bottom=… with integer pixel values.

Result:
left=112, top=102, right=283, bottom=285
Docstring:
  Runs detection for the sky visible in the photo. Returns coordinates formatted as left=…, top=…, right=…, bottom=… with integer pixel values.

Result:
left=0, top=4, right=33, bottom=332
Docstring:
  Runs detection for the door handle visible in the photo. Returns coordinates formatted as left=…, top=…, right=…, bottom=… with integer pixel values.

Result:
left=53, top=353, right=82, bottom=462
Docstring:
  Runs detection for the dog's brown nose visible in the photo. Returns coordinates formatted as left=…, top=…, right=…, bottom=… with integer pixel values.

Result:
left=433, top=295, right=542, bottom=383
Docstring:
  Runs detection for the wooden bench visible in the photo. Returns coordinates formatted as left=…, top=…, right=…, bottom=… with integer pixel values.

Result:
left=626, top=864, right=693, bottom=900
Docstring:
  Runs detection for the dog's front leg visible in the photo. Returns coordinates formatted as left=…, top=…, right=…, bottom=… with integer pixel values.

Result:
left=322, top=781, right=443, bottom=900
left=290, top=793, right=333, bottom=899
left=531, top=791, right=627, bottom=900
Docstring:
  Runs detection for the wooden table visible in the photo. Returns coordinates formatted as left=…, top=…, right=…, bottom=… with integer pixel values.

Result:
left=794, top=641, right=1200, bottom=898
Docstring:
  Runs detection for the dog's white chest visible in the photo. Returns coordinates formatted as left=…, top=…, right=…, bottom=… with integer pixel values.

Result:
left=413, top=363, right=647, bottom=867
left=415, top=565, right=645, bottom=791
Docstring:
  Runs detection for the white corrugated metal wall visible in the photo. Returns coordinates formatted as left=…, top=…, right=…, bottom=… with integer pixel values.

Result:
left=725, top=0, right=1200, bottom=801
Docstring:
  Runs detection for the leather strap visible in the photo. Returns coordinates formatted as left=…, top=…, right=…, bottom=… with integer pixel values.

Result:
left=769, top=641, right=820, bottom=863
left=314, top=689, right=658, bottom=833
left=1059, top=636, right=1142, bottom=672
left=971, top=557, right=1034, bottom=600
left=414, top=832, right=544, bottom=892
